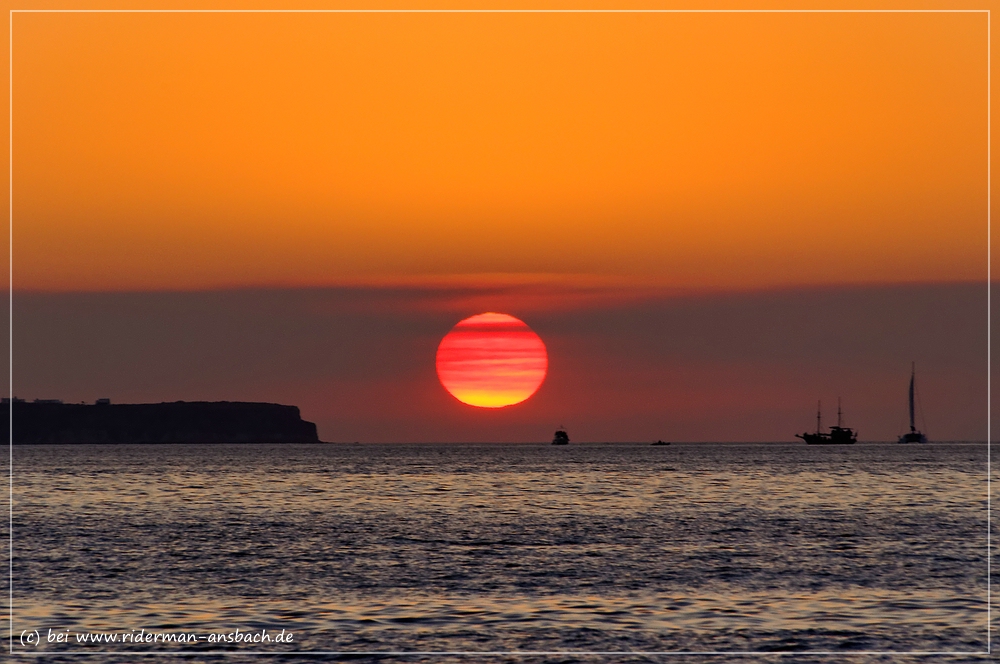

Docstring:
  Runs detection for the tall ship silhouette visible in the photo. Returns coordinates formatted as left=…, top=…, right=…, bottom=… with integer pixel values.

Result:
left=898, top=363, right=929, bottom=444
left=796, top=398, right=857, bottom=445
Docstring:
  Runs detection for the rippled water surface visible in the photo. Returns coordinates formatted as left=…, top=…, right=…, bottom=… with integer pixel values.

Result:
left=7, top=442, right=991, bottom=662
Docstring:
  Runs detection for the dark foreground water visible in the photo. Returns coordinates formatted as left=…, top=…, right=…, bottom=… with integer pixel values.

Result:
left=5, top=442, right=992, bottom=662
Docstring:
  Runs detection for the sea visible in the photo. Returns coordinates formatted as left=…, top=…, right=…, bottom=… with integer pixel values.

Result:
left=5, top=442, right=992, bottom=662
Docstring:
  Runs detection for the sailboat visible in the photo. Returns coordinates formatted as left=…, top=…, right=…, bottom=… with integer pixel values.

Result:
left=898, top=363, right=929, bottom=444
left=796, top=398, right=857, bottom=445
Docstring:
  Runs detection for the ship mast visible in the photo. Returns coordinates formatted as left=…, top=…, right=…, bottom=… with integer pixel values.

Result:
left=909, top=362, right=916, bottom=433
left=816, top=400, right=822, bottom=434
left=837, top=397, right=842, bottom=428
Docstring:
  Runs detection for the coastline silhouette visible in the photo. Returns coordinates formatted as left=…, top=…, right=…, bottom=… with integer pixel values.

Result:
left=3, top=400, right=320, bottom=444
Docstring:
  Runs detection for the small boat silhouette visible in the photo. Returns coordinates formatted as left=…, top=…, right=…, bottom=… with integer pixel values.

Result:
left=898, top=363, right=929, bottom=444
left=651, top=440, right=670, bottom=446
left=796, top=398, right=857, bottom=445
left=552, top=427, right=569, bottom=445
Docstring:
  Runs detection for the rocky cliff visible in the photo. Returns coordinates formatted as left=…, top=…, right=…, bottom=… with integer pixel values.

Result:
left=4, top=401, right=321, bottom=444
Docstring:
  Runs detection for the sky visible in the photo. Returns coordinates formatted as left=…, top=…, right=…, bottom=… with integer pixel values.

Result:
left=4, top=3, right=995, bottom=442
left=12, top=282, right=989, bottom=442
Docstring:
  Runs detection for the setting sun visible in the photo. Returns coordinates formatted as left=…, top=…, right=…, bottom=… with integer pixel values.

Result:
left=435, top=312, right=548, bottom=408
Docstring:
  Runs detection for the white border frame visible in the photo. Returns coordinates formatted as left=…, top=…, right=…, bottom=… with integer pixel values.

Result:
left=5, top=7, right=992, bottom=658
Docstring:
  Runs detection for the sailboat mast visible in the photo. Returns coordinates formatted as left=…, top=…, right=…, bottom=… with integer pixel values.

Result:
left=909, top=362, right=916, bottom=433
left=816, top=400, right=822, bottom=434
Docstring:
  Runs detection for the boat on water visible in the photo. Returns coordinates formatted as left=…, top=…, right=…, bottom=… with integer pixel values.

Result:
left=898, top=363, right=929, bottom=444
left=651, top=440, right=670, bottom=446
left=796, top=399, right=857, bottom=445
left=552, top=428, right=570, bottom=445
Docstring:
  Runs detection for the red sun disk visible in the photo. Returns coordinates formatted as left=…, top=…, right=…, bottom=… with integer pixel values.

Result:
left=436, top=313, right=548, bottom=408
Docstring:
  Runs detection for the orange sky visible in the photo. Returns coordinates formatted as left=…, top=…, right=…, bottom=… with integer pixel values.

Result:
left=7, top=4, right=992, bottom=292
